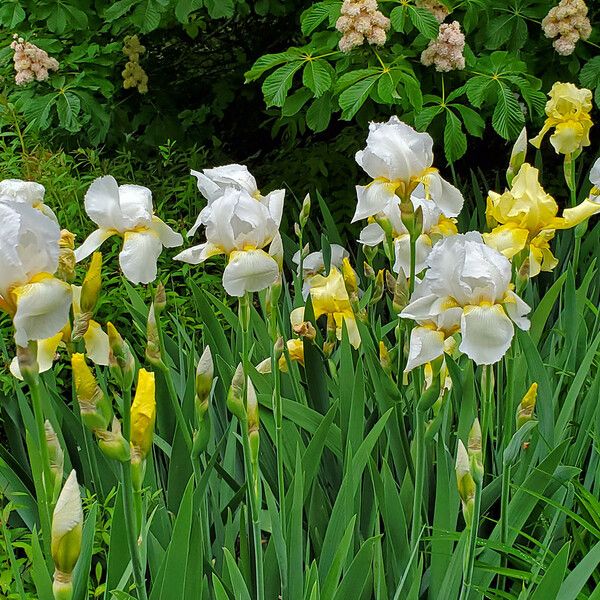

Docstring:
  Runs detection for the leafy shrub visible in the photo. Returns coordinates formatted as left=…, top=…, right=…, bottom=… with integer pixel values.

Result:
left=248, top=0, right=600, bottom=163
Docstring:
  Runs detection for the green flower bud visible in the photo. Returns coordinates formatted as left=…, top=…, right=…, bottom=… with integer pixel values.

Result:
left=226, top=364, right=245, bottom=421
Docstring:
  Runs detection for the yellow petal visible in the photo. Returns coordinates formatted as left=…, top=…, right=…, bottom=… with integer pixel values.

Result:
left=483, top=224, right=529, bottom=259
left=131, top=368, right=156, bottom=458
left=555, top=199, right=600, bottom=229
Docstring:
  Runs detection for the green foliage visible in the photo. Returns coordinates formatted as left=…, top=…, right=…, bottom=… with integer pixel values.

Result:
left=250, top=0, right=600, bottom=163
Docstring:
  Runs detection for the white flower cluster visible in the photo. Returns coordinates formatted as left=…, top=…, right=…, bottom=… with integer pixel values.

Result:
left=542, top=0, right=592, bottom=56
left=416, top=0, right=449, bottom=23
left=421, top=21, right=466, bottom=72
left=335, top=0, right=391, bottom=53
left=10, top=35, right=59, bottom=86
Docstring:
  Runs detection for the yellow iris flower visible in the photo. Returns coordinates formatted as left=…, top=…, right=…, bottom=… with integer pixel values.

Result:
left=484, top=164, right=600, bottom=277
left=530, top=82, right=593, bottom=155
left=308, top=266, right=361, bottom=349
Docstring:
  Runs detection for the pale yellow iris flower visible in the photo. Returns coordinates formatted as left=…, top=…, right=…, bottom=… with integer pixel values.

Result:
left=484, top=164, right=600, bottom=277
left=530, top=82, right=593, bottom=155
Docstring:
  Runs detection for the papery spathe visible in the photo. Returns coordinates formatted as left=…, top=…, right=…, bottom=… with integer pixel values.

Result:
left=75, top=176, right=183, bottom=284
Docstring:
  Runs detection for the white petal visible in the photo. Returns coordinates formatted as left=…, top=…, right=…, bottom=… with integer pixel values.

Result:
left=503, top=290, right=531, bottom=331
left=119, top=230, right=162, bottom=284
left=74, top=229, right=114, bottom=262
left=52, top=470, right=83, bottom=538
left=84, top=320, right=109, bottom=365
left=356, top=117, right=433, bottom=182
left=0, top=179, right=45, bottom=205
left=173, top=242, right=223, bottom=264
left=117, top=184, right=153, bottom=229
left=13, top=277, right=72, bottom=347
left=202, top=164, right=258, bottom=196
left=424, top=172, right=464, bottom=218
left=10, top=331, right=63, bottom=380
left=187, top=211, right=205, bottom=238
left=459, top=304, right=514, bottom=365
left=0, top=202, right=60, bottom=295
left=400, top=292, right=441, bottom=323
left=151, top=217, right=183, bottom=248
left=405, top=326, right=445, bottom=372
left=222, top=249, right=279, bottom=297
left=191, top=170, right=224, bottom=203
left=84, top=176, right=123, bottom=230
left=393, top=234, right=431, bottom=276
left=264, top=189, right=285, bottom=226
left=353, top=181, right=397, bottom=222
left=359, top=223, right=385, bottom=246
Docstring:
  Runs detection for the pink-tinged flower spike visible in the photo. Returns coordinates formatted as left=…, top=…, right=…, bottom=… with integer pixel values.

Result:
left=0, top=201, right=72, bottom=347
left=336, top=0, right=391, bottom=53
left=542, top=0, right=591, bottom=56
left=74, top=176, right=183, bottom=284
left=421, top=21, right=466, bottom=73
left=175, top=186, right=283, bottom=297
left=353, top=116, right=464, bottom=224
left=10, top=35, right=59, bottom=85
left=400, top=233, right=530, bottom=370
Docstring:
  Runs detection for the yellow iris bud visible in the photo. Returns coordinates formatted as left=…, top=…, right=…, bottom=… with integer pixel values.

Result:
left=80, top=252, right=102, bottom=314
left=455, top=440, right=476, bottom=528
left=130, top=368, right=156, bottom=460
left=71, top=353, right=112, bottom=431
left=516, top=382, right=537, bottom=430
left=530, top=82, right=593, bottom=155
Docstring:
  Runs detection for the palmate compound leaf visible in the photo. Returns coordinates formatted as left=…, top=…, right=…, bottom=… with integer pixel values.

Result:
left=262, top=61, right=304, bottom=107
left=492, top=80, right=525, bottom=140
left=407, top=5, right=439, bottom=39
left=302, top=60, right=334, bottom=97
left=301, top=2, right=341, bottom=36
left=444, top=109, right=467, bottom=163
left=306, top=92, right=333, bottom=132
left=338, top=74, right=380, bottom=119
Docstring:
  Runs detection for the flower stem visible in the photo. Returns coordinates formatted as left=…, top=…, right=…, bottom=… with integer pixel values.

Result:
left=239, top=294, right=265, bottom=600
left=566, top=155, right=581, bottom=273
left=460, top=365, right=493, bottom=599
left=25, top=373, right=53, bottom=560
left=410, top=407, right=425, bottom=549
left=269, top=306, right=286, bottom=531
left=120, top=385, right=148, bottom=600
left=154, top=303, right=193, bottom=452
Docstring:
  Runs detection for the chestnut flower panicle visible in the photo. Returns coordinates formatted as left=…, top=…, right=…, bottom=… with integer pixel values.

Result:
left=421, top=21, right=465, bottom=73
left=10, top=35, right=59, bottom=86
left=542, top=0, right=592, bottom=56
left=336, top=0, right=391, bottom=53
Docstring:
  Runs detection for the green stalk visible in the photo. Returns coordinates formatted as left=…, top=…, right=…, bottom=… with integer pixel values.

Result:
left=239, top=294, right=265, bottom=600
left=120, top=386, right=148, bottom=600
left=193, top=460, right=212, bottom=562
left=269, top=307, right=286, bottom=530
left=154, top=303, right=193, bottom=452
left=459, top=479, right=482, bottom=600
left=410, top=407, right=425, bottom=548
left=25, top=373, right=53, bottom=560
left=460, top=365, right=493, bottom=599
left=566, top=154, right=581, bottom=273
